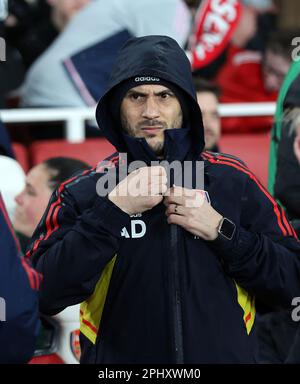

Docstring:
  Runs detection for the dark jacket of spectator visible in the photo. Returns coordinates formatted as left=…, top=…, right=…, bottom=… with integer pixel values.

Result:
left=0, top=194, right=41, bottom=363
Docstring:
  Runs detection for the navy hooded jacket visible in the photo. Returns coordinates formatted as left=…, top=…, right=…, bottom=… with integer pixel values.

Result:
left=27, top=36, right=300, bottom=364
left=0, top=195, right=41, bottom=363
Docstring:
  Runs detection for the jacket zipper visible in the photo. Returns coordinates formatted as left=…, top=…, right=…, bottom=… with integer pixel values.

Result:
left=170, top=223, right=184, bottom=363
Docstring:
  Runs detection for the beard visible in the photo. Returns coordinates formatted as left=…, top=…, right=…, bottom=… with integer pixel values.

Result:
left=120, top=115, right=183, bottom=156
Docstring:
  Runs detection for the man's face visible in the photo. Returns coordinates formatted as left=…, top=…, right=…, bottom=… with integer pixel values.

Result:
left=196, top=91, right=221, bottom=151
left=120, top=84, right=183, bottom=156
left=263, top=50, right=290, bottom=92
left=13, top=164, right=53, bottom=238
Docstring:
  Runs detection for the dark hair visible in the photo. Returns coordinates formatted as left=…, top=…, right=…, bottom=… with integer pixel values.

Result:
left=193, top=77, right=220, bottom=99
left=43, top=157, right=90, bottom=191
left=266, top=30, right=300, bottom=61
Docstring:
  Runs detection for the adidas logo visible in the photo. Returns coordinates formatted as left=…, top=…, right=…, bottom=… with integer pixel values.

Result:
left=135, top=76, right=160, bottom=82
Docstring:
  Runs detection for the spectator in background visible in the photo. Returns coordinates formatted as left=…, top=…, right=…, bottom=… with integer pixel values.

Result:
left=215, top=30, right=297, bottom=133
left=4, top=0, right=91, bottom=68
left=13, top=157, right=89, bottom=253
left=274, top=107, right=300, bottom=238
left=194, top=77, right=221, bottom=152
left=255, top=61, right=300, bottom=365
left=21, top=0, right=191, bottom=108
left=189, top=0, right=277, bottom=80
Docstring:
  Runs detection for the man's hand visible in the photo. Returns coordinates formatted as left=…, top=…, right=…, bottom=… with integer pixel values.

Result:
left=294, top=134, right=300, bottom=165
left=108, top=166, right=168, bottom=215
left=164, top=186, right=223, bottom=241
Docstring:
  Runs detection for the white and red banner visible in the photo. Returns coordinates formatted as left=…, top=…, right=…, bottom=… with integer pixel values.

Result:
left=188, top=0, right=242, bottom=70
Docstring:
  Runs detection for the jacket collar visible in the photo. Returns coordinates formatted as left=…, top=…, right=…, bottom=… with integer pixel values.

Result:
left=122, top=128, right=195, bottom=164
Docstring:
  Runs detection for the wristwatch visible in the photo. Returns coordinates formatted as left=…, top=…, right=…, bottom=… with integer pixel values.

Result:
left=217, top=217, right=236, bottom=240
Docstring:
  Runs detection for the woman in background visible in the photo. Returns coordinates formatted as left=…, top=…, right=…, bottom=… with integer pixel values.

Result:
left=13, top=156, right=89, bottom=253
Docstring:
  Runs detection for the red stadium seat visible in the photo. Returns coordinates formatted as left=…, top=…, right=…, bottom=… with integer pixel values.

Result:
left=29, top=135, right=270, bottom=187
left=219, top=133, right=270, bottom=188
left=30, top=138, right=116, bottom=167
left=12, top=142, right=30, bottom=172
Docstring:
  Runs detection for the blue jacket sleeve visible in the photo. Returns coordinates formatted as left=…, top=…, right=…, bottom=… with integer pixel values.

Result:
left=210, top=175, right=300, bottom=308
left=0, top=198, right=41, bottom=363
left=27, top=182, right=130, bottom=316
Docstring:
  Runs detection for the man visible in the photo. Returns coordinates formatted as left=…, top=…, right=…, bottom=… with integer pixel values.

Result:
left=28, top=35, right=300, bottom=364
left=13, top=157, right=89, bottom=253
left=255, top=62, right=300, bottom=363
left=194, top=77, right=221, bottom=152
left=0, top=194, right=41, bottom=363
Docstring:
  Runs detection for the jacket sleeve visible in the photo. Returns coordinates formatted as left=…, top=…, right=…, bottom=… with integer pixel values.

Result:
left=210, top=173, right=300, bottom=308
left=27, top=184, right=130, bottom=316
left=0, top=198, right=41, bottom=363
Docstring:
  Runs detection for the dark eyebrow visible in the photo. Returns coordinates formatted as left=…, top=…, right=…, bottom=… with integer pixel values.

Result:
left=155, top=89, right=175, bottom=97
left=126, top=89, right=175, bottom=97
left=126, top=90, right=147, bottom=97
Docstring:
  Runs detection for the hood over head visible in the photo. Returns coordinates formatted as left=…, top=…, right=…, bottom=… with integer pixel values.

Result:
left=96, top=35, right=205, bottom=160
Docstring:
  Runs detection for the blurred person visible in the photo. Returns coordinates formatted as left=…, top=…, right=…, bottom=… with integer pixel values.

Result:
left=0, top=0, right=91, bottom=108
left=255, top=60, right=300, bottom=365
left=189, top=0, right=277, bottom=79
left=13, top=157, right=89, bottom=252
left=194, top=77, right=221, bottom=152
left=274, top=107, right=300, bottom=237
left=231, top=0, right=277, bottom=53
left=26, top=35, right=300, bottom=364
left=4, top=0, right=91, bottom=67
left=21, top=0, right=191, bottom=108
left=215, top=30, right=298, bottom=133
left=0, top=193, right=41, bottom=363
left=272, top=61, right=300, bottom=237
left=0, top=0, right=25, bottom=107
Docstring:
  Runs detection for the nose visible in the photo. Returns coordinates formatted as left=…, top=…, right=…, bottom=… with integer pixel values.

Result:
left=142, top=97, right=160, bottom=120
left=15, top=191, right=24, bottom=205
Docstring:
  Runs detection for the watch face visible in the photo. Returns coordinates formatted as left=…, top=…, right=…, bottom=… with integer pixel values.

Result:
left=219, top=218, right=236, bottom=240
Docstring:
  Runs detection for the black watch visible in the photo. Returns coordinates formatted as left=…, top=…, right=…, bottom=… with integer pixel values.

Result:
left=217, top=217, right=236, bottom=240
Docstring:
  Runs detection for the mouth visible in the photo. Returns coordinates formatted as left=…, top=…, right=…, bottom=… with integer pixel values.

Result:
left=141, top=127, right=163, bottom=135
